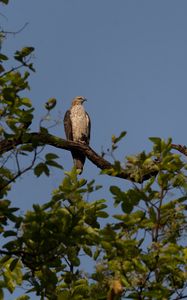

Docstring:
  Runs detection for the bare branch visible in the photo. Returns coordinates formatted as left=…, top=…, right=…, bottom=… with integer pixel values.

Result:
left=0, top=22, right=29, bottom=36
left=0, top=63, right=25, bottom=78
left=0, top=148, right=38, bottom=191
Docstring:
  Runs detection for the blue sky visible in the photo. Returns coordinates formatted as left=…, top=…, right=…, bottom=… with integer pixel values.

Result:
left=1, top=1, right=187, bottom=298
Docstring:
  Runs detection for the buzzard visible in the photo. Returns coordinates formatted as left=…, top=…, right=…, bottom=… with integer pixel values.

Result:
left=64, top=96, right=91, bottom=174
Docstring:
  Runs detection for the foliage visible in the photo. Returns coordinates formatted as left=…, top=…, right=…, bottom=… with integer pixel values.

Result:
left=0, top=10, right=186, bottom=300
left=0, top=0, right=9, bottom=5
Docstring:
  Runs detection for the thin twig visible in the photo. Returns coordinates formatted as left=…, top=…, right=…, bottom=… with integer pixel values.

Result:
left=0, top=63, right=24, bottom=78
left=1, top=22, right=29, bottom=36
left=0, top=148, right=37, bottom=191
left=15, top=150, right=21, bottom=174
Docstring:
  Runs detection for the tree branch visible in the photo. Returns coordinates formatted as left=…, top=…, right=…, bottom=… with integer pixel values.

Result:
left=0, top=132, right=158, bottom=182
left=171, top=144, right=187, bottom=156
left=0, top=148, right=38, bottom=192
left=0, top=22, right=29, bottom=36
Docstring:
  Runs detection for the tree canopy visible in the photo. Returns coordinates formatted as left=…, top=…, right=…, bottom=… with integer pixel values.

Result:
left=0, top=2, right=187, bottom=299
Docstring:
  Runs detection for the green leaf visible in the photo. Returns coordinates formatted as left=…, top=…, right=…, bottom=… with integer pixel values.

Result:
left=96, top=211, right=108, bottom=218
left=3, top=230, right=17, bottom=237
left=3, top=240, right=17, bottom=251
left=34, top=163, right=45, bottom=177
left=15, top=296, right=30, bottom=300
left=0, top=64, right=5, bottom=74
left=0, top=54, right=8, bottom=61
left=0, top=255, right=11, bottom=264
left=112, top=131, right=127, bottom=144
left=121, top=199, right=134, bottom=214
left=83, top=245, right=92, bottom=257
left=93, top=248, right=101, bottom=260
left=45, top=98, right=57, bottom=110
left=101, top=241, right=112, bottom=251
left=2, top=87, right=15, bottom=101
left=149, top=207, right=157, bottom=222
left=34, top=163, right=50, bottom=177
left=21, top=98, right=32, bottom=107
left=0, top=0, right=9, bottom=4
left=9, top=258, right=19, bottom=271
left=14, top=47, right=34, bottom=66
left=69, top=256, right=80, bottom=267
left=149, top=137, right=161, bottom=144
left=21, top=47, right=34, bottom=57
left=19, top=145, right=34, bottom=152
left=110, top=186, right=122, bottom=197
left=46, top=160, right=63, bottom=169
left=45, top=153, right=59, bottom=160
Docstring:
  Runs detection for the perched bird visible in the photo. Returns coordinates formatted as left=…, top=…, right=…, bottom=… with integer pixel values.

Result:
left=64, top=96, right=91, bottom=174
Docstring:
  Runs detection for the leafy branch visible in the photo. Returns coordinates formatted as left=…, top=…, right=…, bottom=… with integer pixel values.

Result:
left=0, top=131, right=159, bottom=183
left=171, top=143, right=187, bottom=156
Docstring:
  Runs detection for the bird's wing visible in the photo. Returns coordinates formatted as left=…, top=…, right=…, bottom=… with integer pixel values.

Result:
left=64, top=110, right=73, bottom=140
left=86, top=112, right=91, bottom=144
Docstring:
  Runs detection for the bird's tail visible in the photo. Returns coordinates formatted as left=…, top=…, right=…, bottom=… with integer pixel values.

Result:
left=74, top=159, right=84, bottom=174
left=72, top=151, right=86, bottom=174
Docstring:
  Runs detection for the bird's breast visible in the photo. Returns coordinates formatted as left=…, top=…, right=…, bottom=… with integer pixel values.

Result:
left=70, top=105, right=89, bottom=142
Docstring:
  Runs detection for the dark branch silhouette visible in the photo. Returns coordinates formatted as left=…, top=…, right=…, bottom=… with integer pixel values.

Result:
left=0, top=132, right=158, bottom=183
left=0, top=22, right=29, bottom=36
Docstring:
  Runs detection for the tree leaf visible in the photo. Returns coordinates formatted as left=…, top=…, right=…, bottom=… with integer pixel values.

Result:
left=15, top=296, right=30, bottom=300
left=0, top=0, right=9, bottom=4
left=21, top=98, right=32, bottom=107
left=149, top=137, right=161, bottom=144
left=110, top=186, right=122, bottom=197
left=45, top=153, right=59, bottom=160
left=9, top=258, right=19, bottom=271
left=34, top=163, right=50, bottom=177
left=96, top=211, right=108, bottom=218
left=0, top=54, right=8, bottom=61
left=45, top=160, right=63, bottom=169
left=83, top=245, right=92, bottom=257
left=3, top=230, right=17, bottom=237
left=112, top=131, right=127, bottom=144
left=45, top=98, right=57, bottom=110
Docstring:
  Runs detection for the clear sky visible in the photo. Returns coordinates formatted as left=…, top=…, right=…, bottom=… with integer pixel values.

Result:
left=1, top=1, right=187, bottom=298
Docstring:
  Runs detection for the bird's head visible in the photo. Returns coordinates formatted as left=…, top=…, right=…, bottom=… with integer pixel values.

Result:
left=72, top=96, right=87, bottom=106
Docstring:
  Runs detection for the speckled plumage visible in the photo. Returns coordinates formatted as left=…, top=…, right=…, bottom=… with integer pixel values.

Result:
left=64, top=96, right=91, bottom=174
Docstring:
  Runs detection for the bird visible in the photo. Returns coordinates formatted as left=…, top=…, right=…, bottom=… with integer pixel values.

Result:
left=64, top=96, right=91, bottom=174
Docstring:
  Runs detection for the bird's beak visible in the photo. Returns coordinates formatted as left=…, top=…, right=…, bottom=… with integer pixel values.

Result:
left=83, top=98, right=87, bottom=102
